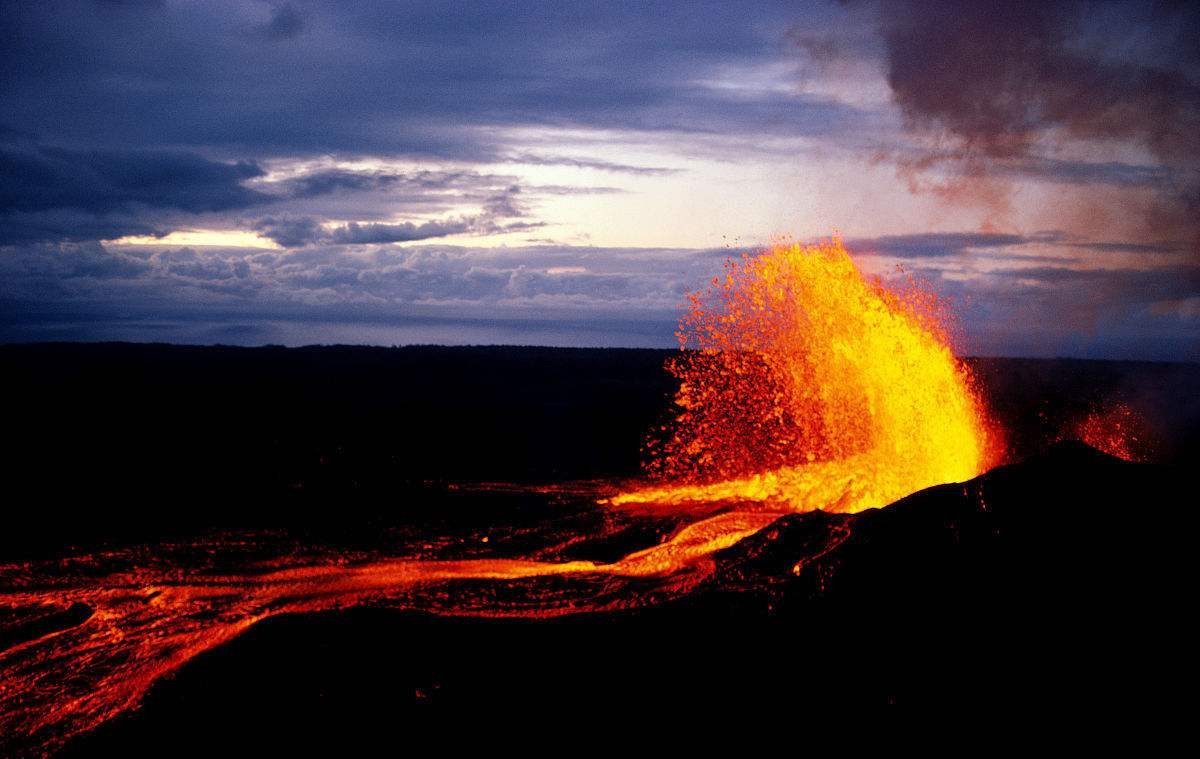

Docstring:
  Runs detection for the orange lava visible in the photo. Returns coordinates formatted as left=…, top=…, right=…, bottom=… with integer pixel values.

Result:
left=2, top=236, right=997, bottom=755
left=612, top=237, right=995, bottom=511
left=0, top=509, right=777, bottom=754
left=1071, top=402, right=1150, bottom=462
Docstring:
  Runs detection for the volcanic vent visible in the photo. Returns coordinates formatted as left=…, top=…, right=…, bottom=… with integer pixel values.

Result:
left=615, top=237, right=997, bottom=511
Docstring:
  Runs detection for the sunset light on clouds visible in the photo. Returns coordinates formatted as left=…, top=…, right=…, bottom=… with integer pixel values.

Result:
left=2, top=1, right=1196, bottom=359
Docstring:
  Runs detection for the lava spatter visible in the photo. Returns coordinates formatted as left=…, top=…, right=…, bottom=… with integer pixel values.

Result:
left=1, top=237, right=998, bottom=755
left=613, top=238, right=996, bottom=511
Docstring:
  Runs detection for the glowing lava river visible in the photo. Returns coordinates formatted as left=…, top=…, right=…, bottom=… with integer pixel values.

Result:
left=1, top=239, right=996, bottom=754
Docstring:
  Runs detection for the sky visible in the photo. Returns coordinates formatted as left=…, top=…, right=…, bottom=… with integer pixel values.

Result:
left=1, top=0, right=1197, bottom=360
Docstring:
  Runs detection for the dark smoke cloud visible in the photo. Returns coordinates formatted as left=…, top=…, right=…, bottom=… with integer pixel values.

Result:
left=848, top=231, right=1064, bottom=258
left=871, top=0, right=1200, bottom=252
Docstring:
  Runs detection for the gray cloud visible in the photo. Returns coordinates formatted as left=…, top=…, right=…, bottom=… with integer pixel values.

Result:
left=329, top=219, right=476, bottom=245
left=272, top=169, right=403, bottom=199
left=251, top=182, right=541, bottom=247
left=876, top=1, right=1199, bottom=160
left=867, top=0, right=1200, bottom=250
left=0, top=141, right=266, bottom=215
left=252, top=216, right=324, bottom=247
left=848, top=231, right=1065, bottom=258
left=1, top=236, right=1195, bottom=359
left=0, top=138, right=269, bottom=243
left=1, top=2, right=1195, bottom=358
left=0, top=2, right=863, bottom=160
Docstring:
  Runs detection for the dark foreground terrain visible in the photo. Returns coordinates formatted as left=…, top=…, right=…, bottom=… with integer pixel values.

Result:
left=0, top=343, right=1195, bottom=751
left=62, top=443, right=1188, bottom=752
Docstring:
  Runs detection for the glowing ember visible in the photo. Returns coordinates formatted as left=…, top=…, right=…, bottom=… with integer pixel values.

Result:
left=613, top=237, right=995, bottom=511
left=1070, top=402, right=1150, bottom=462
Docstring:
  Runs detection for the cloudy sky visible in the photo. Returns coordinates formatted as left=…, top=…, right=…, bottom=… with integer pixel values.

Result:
left=2, top=0, right=1197, bottom=359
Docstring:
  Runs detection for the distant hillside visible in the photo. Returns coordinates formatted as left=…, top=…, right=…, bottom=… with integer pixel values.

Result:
left=2, top=343, right=1196, bottom=556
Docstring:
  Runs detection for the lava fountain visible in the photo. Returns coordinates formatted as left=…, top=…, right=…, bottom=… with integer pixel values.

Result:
left=612, top=237, right=995, bottom=511
left=1, top=236, right=997, bottom=755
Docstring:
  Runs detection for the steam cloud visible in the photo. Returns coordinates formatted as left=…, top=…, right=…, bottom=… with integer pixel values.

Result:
left=871, top=0, right=1199, bottom=254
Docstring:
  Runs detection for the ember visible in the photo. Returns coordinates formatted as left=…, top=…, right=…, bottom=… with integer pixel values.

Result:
left=1070, top=402, right=1151, bottom=462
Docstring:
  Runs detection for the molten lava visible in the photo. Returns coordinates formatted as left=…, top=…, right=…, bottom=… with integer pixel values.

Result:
left=1069, top=402, right=1151, bottom=462
left=613, top=238, right=995, bottom=511
left=2, top=236, right=998, bottom=755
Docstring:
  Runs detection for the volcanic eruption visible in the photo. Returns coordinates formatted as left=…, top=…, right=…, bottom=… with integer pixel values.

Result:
left=0, top=237, right=1123, bottom=755
left=614, top=237, right=996, bottom=511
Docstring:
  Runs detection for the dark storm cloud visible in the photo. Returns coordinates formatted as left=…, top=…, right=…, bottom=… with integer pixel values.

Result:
left=942, top=262, right=1200, bottom=360
left=274, top=169, right=403, bottom=199
left=0, top=241, right=151, bottom=281
left=848, top=231, right=1065, bottom=258
left=847, top=230, right=1192, bottom=263
left=869, top=0, right=1200, bottom=248
left=0, top=141, right=266, bottom=215
left=1076, top=241, right=1182, bottom=255
left=252, top=217, right=494, bottom=248
left=0, top=210, right=165, bottom=246
left=1, top=2, right=862, bottom=249
left=0, top=139, right=269, bottom=243
left=0, top=240, right=691, bottom=314
left=329, top=220, right=476, bottom=245
left=986, top=264, right=1200, bottom=300
left=1007, top=158, right=1168, bottom=189
left=252, top=216, right=324, bottom=248
left=156, top=247, right=251, bottom=281
left=0, top=136, right=272, bottom=244
left=876, top=1, right=1199, bottom=159
left=0, top=1, right=859, bottom=160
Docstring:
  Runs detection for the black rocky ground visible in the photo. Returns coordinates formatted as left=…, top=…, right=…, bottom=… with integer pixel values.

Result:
left=59, top=442, right=1187, bottom=753
left=0, top=343, right=1193, bottom=752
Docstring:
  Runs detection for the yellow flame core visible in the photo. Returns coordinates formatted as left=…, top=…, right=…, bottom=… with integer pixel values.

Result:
left=612, top=238, right=993, bottom=512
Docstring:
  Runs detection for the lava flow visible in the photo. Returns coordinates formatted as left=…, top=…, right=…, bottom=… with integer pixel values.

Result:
left=1, top=237, right=995, bottom=755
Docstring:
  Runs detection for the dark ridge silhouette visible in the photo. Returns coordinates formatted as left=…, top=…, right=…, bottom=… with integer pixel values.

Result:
left=0, top=343, right=1193, bottom=754
left=58, top=442, right=1186, bottom=753
left=2, top=343, right=1196, bottom=560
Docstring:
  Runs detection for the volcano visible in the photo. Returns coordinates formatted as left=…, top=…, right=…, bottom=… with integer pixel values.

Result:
left=44, top=441, right=1185, bottom=753
left=2, top=243, right=1196, bottom=753
left=2, top=429, right=1188, bottom=755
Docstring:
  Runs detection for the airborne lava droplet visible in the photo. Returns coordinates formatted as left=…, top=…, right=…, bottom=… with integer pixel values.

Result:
left=612, top=237, right=997, bottom=511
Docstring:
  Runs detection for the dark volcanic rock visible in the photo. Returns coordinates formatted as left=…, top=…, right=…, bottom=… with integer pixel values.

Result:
left=65, top=443, right=1187, bottom=754
left=0, top=602, right=92, bottom=654
left=705, top=441, right=1189, bottom=708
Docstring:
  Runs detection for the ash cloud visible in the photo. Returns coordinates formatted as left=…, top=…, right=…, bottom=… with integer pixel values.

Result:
left=849, top=231, right=1064, bottom=258
left=869, top=0, right=1200, bottom=252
